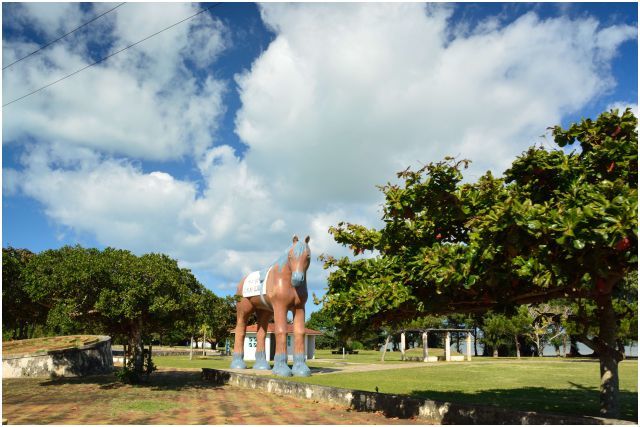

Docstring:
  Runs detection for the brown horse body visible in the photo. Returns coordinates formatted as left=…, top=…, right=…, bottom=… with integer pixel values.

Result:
left=231, top=235, right=311, bottom=376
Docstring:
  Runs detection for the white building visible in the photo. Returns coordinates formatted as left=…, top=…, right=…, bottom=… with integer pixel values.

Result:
left=233, top=324, right=322, bottom=361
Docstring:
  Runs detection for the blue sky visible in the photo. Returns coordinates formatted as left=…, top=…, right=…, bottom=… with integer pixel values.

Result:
left=2, top=2, right=638, bottom=316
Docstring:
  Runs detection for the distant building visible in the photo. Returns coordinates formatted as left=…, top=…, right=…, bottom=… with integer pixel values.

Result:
left=232, top=324, right=322, bottom=361
left=190, top=340, right=215, bottom=349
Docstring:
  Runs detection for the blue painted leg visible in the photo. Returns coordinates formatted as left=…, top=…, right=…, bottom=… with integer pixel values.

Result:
left=253, top=350, right=271, bottom=370
left=230, top=352, right=247, bottom=369
left=272, top=353, right=292, bottom=377
left=292, top=353, right=311, bottom=377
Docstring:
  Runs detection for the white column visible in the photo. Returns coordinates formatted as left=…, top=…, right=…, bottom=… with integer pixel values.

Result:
left=445, top=331, right=451, bottom=362
left=304, top=334, right=308, bottom=358
left=400, top=332, right=406, bottom=361
left=309, top=335, right=316, bottom=359
left=422, top=332, right=429, bottom=362
left=466, top=332, right=472, bottom=361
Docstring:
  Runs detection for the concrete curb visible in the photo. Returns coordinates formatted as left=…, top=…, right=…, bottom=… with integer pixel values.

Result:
left=201, top=368, right=634, bottom=425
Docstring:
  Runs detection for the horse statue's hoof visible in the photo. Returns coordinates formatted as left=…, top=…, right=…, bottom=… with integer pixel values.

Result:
left=230, top=352, right=247, bottom=369
left=253, top=351, right=271, bottom=370
left=292, top=354, right=311, bottom=377
left=272, top=354, right=293, bottom=377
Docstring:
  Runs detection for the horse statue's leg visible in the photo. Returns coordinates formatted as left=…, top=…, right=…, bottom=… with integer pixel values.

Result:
left=231, top=297, right=253, bottom=369
left=292, top=305, right=311, bottom=376
left=253, top=309, right=271, bottom=370
left=271, top=302, right=293, bottom=377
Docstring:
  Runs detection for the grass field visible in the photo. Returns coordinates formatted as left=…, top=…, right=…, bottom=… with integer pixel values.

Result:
left=292, top=359, right=638, bottom=421
left=151, top=348, right=450, bottom=369
left=152, top=351, right=638, bottom=421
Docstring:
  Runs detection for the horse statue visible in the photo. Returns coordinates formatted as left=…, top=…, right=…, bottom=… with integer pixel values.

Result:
left=230, top=235, right=312, bottom=377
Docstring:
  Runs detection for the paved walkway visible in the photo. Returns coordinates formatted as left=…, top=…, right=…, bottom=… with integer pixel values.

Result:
left=2, top=370, right=432, bottom=425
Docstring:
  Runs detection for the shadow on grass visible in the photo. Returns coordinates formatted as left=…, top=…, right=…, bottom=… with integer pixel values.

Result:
left=408, top=386, right=638, bottom=422
left=309, top=366, right=342, bottom=374
left=39, top=369, right=224, bottom=392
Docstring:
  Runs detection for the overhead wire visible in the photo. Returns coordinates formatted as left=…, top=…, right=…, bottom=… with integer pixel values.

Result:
left=3, top=2, right=222, bottom=108
left=3, top=2, right=127, bottom=70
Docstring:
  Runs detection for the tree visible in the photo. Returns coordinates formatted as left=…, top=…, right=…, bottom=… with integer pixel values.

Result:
left=2, top=247, right=47, bottom=339
left=207, top=295, right=237, bottom=346
left=22, top=245, right=204, bottom=382
left=508, top=306, right=533, bottom=359
left=525, top=303, right=569, bottom=357
left=320, top=109, right=637, bottom=417
left=481, top=313, right=512, bottom=357
left=306, top=308, right=340, bottom=349
left=564, top=270, right=637, bottom=358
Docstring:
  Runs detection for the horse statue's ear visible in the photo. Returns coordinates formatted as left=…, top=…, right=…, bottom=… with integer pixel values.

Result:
left=292, top=235, right=299, bottom=243
left=305, top=235, right=310, bottom=244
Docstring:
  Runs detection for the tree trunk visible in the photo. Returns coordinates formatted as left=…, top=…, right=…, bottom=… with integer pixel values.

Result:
left=128, top=322, right=144, bottom=375
left=473, top=328, right=478, bottom=356
left=189, top=335, right=194, bottom=361
left=596, top=293, right=622, bottom=418
left=515, top=335, right=521, bottom=359
left=202, top=330, right=207, bottom=357
left=147, top=342, right=153, bottom=376
left=534, top=335, right=542, bottom=356
left=616, top=340, right=626, bottom=360
left=381, top=335, right=391, bottom=362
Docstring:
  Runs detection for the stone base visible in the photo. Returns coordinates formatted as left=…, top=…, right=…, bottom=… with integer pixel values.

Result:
left=2, top=336, right=113, bottom=378
left=201, top=368, right=633, bottom=425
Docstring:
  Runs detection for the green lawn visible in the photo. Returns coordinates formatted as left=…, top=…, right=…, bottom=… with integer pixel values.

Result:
left=153, top=353, right=638, bottom=421
left=313, top=348, right=459, bottom=363
left=290, top=359, right=638, bottom=421
left=151, top=348, right=444, bottom=370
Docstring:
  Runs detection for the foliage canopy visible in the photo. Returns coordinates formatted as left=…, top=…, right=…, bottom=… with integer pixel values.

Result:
left=320, top=109, right=637, bottom=417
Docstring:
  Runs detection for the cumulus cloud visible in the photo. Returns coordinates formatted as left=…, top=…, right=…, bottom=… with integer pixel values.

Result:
left=3, top=3, right=227, bottom=161
left=607, top=102, right=638, bottom=117
left=236, top=4, right=636, bottom=202
left=4, top=3, right=636, bottom=295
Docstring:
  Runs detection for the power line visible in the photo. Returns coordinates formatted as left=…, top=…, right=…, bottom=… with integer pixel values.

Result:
left=3, top=3, right=222, bottom=108
left=3, top=2, right=127, bottom=70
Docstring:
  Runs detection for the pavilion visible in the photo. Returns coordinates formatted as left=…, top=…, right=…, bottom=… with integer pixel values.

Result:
left=393, top=328, right=474, bottom=362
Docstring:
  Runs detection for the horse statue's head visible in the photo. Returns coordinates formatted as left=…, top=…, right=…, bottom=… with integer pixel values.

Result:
left=288, top=234, right=310, bottom=287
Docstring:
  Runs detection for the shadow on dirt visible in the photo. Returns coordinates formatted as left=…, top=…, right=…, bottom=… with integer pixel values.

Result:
left=39, top=369, right=224, bottom=392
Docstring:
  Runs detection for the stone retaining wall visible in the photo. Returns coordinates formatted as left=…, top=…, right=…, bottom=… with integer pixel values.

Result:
left=201, top=368, right=633, bottom=425
left=3, top=336, right=113, bottom=378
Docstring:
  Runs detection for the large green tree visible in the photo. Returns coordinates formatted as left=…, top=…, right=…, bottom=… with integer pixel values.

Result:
left=22, top=245, right=205, bottom=381
left=480, top=312, right=513, bottom=357
left=2, top=247, right=47, bottom=339
left=306, top=308, right=340, bottom=349
left=320, top=109, right=637, bottom=417
left=207, top=295, right=237, bottom=346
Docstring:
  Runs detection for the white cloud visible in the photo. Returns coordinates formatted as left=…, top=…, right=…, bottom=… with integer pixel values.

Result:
left=236, top=4, right=636, bottom=205
left=4, top=4, right=636, bottom=295
left=607, top=102, right=638, bottom=117
left=3, top=3, right=228, bottom=161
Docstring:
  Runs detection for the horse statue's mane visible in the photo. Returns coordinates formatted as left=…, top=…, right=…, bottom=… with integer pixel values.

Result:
left=262, top=239, right=310, bottom=278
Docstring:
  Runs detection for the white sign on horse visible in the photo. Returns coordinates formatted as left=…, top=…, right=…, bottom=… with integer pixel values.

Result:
left=242, top=270, right=267, bottom=297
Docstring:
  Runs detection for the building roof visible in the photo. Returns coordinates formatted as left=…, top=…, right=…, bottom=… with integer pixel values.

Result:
left=231, top=324, right=323, bottom=335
